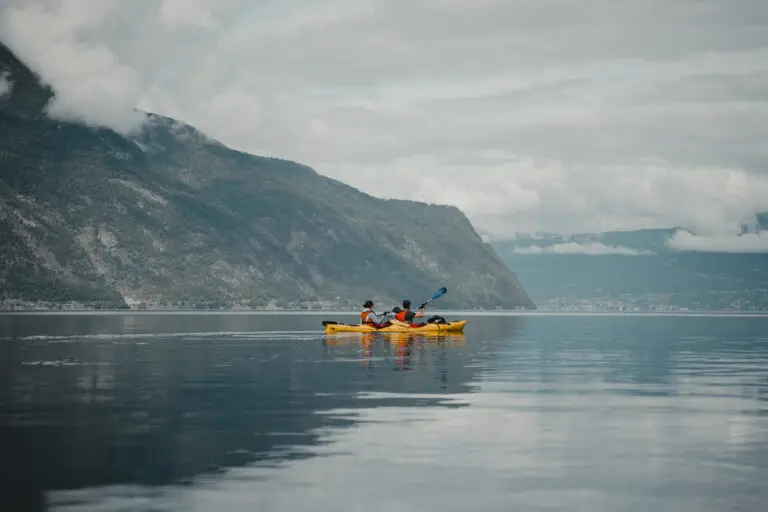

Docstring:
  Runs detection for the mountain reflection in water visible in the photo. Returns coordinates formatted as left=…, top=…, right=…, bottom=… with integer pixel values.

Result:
left=0, top=313, right=501, bottom=511
left=1, top=312, right=767, bottom=511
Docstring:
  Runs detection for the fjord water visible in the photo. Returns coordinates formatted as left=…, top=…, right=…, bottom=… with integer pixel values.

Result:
left=1, top=313, right=767, bottom=511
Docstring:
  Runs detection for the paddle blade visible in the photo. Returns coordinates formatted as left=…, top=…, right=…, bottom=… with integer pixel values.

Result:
left=419, top=287, right=448, bottom=309
left=432, top=287, right=447, bottom=300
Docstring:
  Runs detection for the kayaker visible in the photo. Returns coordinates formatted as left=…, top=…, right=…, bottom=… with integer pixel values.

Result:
left=361, top=300, right=391, bottom=326
left=394, top=299, right=424, bottom=325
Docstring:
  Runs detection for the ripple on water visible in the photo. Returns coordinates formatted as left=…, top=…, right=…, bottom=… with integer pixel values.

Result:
left=2, top=314, right=767, bottom=511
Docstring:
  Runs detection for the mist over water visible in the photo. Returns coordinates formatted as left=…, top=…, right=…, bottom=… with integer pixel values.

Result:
left=1, top=313, right=766, bottom=511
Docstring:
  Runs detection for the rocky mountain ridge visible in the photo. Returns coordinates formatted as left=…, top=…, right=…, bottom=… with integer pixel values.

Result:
left=0, top=42, right=535, bottom=311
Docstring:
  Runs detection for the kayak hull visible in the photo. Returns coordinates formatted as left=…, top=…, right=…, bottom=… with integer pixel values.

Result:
left=324, top=319, right=467, bottom=334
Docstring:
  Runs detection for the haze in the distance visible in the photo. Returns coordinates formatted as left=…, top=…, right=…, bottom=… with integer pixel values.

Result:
left=2, top=0, right=767, bottom=249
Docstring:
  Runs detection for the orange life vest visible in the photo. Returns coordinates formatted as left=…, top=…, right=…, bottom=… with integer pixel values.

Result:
left=395, top=309, right=409, bottom=322
left=361, top=309, right=374, bottom=324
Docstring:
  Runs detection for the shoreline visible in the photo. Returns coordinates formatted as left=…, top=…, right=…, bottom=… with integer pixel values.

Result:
left=1, top=309, right=767, bottom=317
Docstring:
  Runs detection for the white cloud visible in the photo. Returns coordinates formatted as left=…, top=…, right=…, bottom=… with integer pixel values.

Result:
left=0, top=1, right=146, bottom=132
left=513, top=242, right=652, bottom=256
left=158, top=0, right=217, bottom=30
left=327, top=157, right=768, bottom=237
left=0, top=70, right=10, bottom=98
left=0, top=0, right=246, bottom=133
left=1, top=0, right=768, bottom=235
left=668, top=230, right=768, bottom=253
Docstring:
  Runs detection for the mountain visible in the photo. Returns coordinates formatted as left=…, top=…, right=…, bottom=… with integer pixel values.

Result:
left=0, top=43, right=535, bottom=311
left=493, top=226, right=768, bottom=311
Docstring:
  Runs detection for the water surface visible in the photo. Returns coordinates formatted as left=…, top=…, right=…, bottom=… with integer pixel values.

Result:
left=1, top=313, right=766, bottom=511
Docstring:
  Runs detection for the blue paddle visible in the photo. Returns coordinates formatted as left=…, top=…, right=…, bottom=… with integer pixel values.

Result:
left=418, top=286, right=447, bottom=310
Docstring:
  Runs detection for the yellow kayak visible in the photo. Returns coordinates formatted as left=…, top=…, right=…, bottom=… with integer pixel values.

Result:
left=323, top=319, right=467, bottom=334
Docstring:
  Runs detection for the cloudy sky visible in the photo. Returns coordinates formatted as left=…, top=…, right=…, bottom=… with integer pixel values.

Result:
left=2, top=0, right=768, bottom=241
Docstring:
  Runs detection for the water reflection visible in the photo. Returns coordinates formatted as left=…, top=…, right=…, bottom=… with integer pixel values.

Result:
left=0, top=314, right=501, bottom=511
left=324, top=332, right=467, bottom=375
left=1, top=313, right=767, bottom=511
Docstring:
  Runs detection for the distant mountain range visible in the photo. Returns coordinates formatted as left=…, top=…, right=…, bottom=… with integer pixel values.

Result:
left=493, top=221, right=768, bottom=311
left=0, top=43, right=535, bottom=311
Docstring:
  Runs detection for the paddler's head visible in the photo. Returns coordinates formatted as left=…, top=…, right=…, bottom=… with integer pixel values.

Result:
left=363, top=299, right=374, bottom=309
left=402, top=299, right=411, bottom=310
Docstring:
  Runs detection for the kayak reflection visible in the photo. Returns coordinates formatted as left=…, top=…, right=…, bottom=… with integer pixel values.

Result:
left=323, top=332, right=467, bottom=373
left=323, top=332, right=467, bottom=346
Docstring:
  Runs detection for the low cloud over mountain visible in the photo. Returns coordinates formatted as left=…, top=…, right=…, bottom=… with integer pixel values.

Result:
left=2, top=0, right=767, bottom=238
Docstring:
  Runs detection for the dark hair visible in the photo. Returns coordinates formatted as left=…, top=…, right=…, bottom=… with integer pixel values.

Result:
left=402, top=299, right=411, bottom=308
left=363, top=300, right=374, bottom=308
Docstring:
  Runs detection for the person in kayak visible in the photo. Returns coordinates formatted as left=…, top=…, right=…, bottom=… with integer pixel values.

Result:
left=361, top=300, right=392, bottom=327
left=394, top=299, right=425, bottom=325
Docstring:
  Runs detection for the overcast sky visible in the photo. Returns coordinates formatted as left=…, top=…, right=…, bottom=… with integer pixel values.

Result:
left=2, top=0, right=768, bottom=240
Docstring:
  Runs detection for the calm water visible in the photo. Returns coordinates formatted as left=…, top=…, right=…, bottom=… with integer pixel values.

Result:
left=1, top=312, right=767, bottom=511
